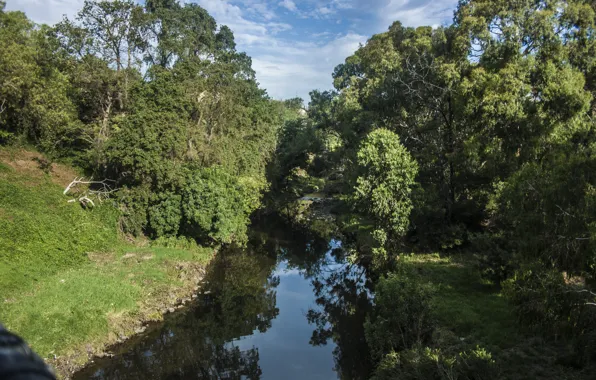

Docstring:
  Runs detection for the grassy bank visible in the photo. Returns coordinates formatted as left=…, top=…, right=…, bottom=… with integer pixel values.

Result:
left=400, top=253, right=584, bottom=379
left=0, top=148, right=213, bottom=378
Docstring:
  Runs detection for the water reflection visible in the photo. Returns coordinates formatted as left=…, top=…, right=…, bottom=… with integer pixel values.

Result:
left=74, top=219, right=372, bottom=380
left=307, top=250, right=374, bottom=379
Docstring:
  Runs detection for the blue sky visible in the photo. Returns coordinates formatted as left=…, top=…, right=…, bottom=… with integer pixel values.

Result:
left=6, top=0, right=457, bottom=101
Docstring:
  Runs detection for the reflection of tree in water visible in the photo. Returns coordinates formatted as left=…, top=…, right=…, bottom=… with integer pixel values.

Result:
left=306, top=248, right=374, bottom=380
left=249, top=216, right=333, bottom=278
left=76, top=219, right=373, bottom=380
left=76, top=249, right=279, bottom=380
left=252, top=218, right=374, bottom=379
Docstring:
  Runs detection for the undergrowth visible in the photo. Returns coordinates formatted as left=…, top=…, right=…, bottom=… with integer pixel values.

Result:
left=397, top=253, right=587, bottom=379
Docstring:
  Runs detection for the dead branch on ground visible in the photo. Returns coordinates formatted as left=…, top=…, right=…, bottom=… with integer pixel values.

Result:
left=64, top=177, right=117, bottom=207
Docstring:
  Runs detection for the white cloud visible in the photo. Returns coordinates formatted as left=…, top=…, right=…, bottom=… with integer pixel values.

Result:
left=316, top=6, right=334, bottom=16
left=332, top=0, right=353, bottom=10
left=279, top=0, right=297, bottom=12
left=250, top=33, right=366, bottom=100
left=266, top=22, right=292, bottom=34
left=378, top=0, right=457, bottom=28
left=245, top=1, right=277, bottom=20
left=196, top=0, right=365, bottom=100
left=5, top=0, right=84, bottom=25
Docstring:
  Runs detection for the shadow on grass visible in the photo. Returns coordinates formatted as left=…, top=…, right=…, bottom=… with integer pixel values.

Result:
left=401, top=254, right=519, bottom=348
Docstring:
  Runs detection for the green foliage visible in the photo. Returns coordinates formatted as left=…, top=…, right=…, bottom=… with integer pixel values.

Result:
left=372, top=345, right=499, bottom=380
left=503, top=264, right=595, bottom=340
left=182, top=168, right=257, bottom=244
left=0, top=1, right=285, bottom=247
left=353, top=129, right=418, bottom=237
left=148, top=191, right=182, bottom=237
left=365, top=268, right=435, bottom=360
left=489, top=157, right=596, bottom=275
left=471, top=232, right=513, bottom=285
left=117, top=185, right=150, bottom=236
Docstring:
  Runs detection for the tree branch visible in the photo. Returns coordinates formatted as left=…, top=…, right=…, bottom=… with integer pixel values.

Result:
left=64, top=177, right=117, bottom=207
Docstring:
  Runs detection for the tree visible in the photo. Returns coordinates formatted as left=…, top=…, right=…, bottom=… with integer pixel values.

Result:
left=352, top=129, right=418, bottom=264
left=0, top=9, right=37, bottom=137
left=77, top=0, right=144, bottom=72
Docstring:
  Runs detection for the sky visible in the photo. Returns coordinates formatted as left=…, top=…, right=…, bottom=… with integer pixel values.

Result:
left=5, top=0, right=458, bottom=101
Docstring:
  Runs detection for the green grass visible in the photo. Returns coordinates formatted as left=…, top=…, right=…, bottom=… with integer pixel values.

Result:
left=0, top=148, right=214, bottom=372
left=399, top=253, right=584, bottom=379
left=0, top=158, right=119, bottom=293
left=401, top=253, right=519, bottom=349
left=1, top=245, right=212, bottom=359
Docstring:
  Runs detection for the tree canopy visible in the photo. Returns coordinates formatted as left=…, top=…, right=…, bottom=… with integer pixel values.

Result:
left=0, top=0, right=289, bottom=245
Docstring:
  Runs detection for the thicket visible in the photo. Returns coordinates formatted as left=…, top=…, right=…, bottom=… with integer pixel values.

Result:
left=0, top=0, right=286, bottom=245
left=273, top=0, right=596, bottom=377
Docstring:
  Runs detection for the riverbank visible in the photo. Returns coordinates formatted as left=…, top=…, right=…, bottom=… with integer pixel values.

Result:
left=277, top=196, right=589, bottom=379
left=0, top=148, right=215, bottom=378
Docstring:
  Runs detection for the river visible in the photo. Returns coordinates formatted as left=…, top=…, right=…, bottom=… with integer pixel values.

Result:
left=73, top=219, right=373, bottom=380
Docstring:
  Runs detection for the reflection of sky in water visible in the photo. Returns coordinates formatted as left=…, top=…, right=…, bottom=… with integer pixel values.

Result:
left=74, top=235, right=356, bottom=380
left=233, top=252, right=339, bottom=380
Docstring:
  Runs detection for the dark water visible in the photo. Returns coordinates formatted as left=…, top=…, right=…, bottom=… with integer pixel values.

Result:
left=73, top=221, right=373, bottom=380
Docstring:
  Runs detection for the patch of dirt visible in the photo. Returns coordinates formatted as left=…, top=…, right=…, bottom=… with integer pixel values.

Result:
left=0, top=148, right=81, bottom=188
left=87, top=252, right=116, bottom=265
left=121, top=252, right=137, bottom=260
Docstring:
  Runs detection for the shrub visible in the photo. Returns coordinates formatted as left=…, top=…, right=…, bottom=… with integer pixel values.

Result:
left=471, top=232, right=513, bottom=285
left=372, top=345, right=498, bottom=380
left=182, top=167, right=255, bottom=244
left=458, top=346, right=499, bottom=380
left=503, top=263, right=596, bottom=353
left=365, top=268, right=435, bottom=360
left=352, top=128, right=418, bottom=239
left=148, top=191, right=182, bottom=237
left=117, top=185, right=150, bottom=236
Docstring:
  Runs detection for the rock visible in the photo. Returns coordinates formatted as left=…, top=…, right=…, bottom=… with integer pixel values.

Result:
left=134, top=326, right=146, bottom=334
left=168, top=307, right=175, bottom=313
left=191, top=294, right=197, bottom=299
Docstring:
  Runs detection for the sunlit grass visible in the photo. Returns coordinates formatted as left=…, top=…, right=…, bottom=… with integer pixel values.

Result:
left=0, top=148, right=213, bottom=365
left=1, top=245, right=212, bottom=359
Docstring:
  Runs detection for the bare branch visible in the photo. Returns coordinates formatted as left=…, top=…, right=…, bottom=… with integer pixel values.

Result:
left=64, top=177, right=115, bottom=195
left=64, top=177, right=117, bottom=207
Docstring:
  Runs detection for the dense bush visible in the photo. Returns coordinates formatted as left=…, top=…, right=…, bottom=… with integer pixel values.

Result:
left=365, top=268, right=435, bottom=360
left=182, top=168, right=257, bottom=244
left=352, top=128, right=418, bottom=238
left=148, top=191, right=182, bottom=237
left=503, top=264, right=596, bottom=345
